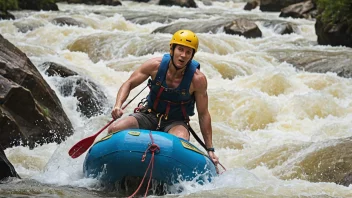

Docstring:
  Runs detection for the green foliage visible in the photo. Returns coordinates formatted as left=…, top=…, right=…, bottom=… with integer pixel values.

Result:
left=42, top=107, right=50, bottom=117
left=0, top=0, right=18, bottom=11
left=316, top=0, right=352, bottom=25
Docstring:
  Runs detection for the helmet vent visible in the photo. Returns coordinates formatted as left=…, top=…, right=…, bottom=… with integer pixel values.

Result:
left=186, top=39, right=191, bottom=42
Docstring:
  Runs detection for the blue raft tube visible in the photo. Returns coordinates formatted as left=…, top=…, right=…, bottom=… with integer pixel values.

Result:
left=83, top=129, right=218, bottom=194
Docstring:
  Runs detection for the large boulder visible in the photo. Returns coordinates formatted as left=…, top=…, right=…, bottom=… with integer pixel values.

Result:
left=289, top=137, right=352, bottom=184
left=39, top=62, right=109, bottom=118
left=260, top=0, right=306, bottom=12
left=279, top=0, right=316, bottom=19
left=0, top=34, right=74, bottom=149
left=17, top=0, right=59, bottom=11
left=224, top=19, right=262, bottom=38
left=267, top=49, right=352, bottom=78
left=0, top=11, right=15, bottom=20
left=244, top=0, right=259, bottom=11
left=315, top=17, right=352, bottom=48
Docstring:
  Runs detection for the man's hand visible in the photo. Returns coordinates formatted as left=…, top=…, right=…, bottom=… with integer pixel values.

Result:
left=111, top=106, right=124, bottom=120
left=208, top=151, right=219, bottom=173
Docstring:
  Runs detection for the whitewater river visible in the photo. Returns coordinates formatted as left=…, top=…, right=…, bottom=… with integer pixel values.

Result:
left=1, top=0, right=352, bottom=197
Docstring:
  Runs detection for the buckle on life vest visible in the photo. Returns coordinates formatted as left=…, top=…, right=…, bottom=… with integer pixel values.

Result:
left=155, top=113, right=168, bottom=120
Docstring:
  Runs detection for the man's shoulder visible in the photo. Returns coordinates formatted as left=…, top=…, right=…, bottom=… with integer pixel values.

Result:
left=191, top=69, right=207, bottom=90
left=140, top=56, right=163, bottom=78
left=146, top=56, right=162, bottom=65
left=142, top=56, right=162, bottom=70
left=193, top=69, right=206, bottom=79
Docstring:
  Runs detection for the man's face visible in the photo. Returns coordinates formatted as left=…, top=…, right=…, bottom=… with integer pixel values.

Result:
left=172, top=45, right=194, bottom=69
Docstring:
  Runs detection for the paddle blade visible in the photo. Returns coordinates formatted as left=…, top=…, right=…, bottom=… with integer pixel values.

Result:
left=68, top=136, right=95, bottom=158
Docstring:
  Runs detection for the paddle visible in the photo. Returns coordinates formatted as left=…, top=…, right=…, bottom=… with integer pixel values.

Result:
left=68, top=118, right=116, bottom=158
left=68, top=85, right=148, bottom=159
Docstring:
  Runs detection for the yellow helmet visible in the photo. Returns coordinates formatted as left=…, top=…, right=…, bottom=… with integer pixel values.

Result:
left=170, top=30, right=199, bottom=54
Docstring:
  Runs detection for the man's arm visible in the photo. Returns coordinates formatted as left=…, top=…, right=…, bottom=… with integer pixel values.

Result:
left=194, top=71, right=212, bottom=148
left=111, top=58, right=160, bottom=120
left=193, top=71, right=219, bottom=165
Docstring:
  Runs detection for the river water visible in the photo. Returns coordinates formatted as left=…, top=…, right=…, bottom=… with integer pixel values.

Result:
left=1, top=1, right=352, bottom=197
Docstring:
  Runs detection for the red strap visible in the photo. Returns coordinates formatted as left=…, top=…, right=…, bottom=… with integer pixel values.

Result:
left=153, top=86, right=164, bottom=111
left=164, top=103, right=171, bottom=119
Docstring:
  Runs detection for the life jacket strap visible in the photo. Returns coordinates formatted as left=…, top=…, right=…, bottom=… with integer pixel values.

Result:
left=153, top=84, right=164, bottom=111
left=181, top=104, right=190, bottom=122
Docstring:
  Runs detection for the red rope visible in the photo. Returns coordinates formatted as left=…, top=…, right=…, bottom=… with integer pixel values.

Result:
left=128, top=132, right=160, bottom=198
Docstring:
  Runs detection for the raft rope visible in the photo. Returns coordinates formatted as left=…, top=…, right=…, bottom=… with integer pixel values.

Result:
left=128, top=131, right=160, bottom=198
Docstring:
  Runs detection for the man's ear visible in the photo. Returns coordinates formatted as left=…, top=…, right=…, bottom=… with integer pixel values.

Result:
left=170, top=44, right=177, bottom=56
left=169, top=44, right=173, bottom=55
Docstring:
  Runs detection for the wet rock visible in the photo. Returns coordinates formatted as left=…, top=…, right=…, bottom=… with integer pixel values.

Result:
left=39, top=62, right=108, bottom=118
left=279, top=0, right=316, bottom=19
left=276, top=137, right=352, bottom=183
left=263, top=21, right=295, bottom=35
left=315, top=18, right=352, bottom=48
left=159, top=0, right=197, bottom=8
left=338, top=172, right=352, bottom=187
left=267, top=49, right=352, bottom=78
left=74, top=79, right=108, bottom=118
left=18, top=0, right=59, bottom=11
left=224, top=19, right=262, bottom=38
left=0, top=149, right=20, bottom=181
left=244, top=1, right=259, bottom=11
left=260, top=0, right=306, bottom=12
left=0, top=34, right=74, bottom=149
left=0, top=11, right=15, bottom=20
left=40, top=62, right=79, bottom=77
left=51, top=17, right=86, bottom=27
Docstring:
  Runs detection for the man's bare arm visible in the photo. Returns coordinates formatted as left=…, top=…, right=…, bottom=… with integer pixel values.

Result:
left=193, top=70, right=219, bottom=166
left=193, top=71, right=213, bottom=148
left=111, top=58, right=160, bottom=119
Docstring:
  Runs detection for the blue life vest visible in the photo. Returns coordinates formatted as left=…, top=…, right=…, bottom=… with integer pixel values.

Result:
left=147, top=54, right=200, bottom=120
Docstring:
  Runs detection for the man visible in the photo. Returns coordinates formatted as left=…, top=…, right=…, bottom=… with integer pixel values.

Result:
left=108, top=30, right=219, bottom=166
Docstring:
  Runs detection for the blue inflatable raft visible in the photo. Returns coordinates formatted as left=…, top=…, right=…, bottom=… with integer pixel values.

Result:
left=83, top=129, right=217, bottom=187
